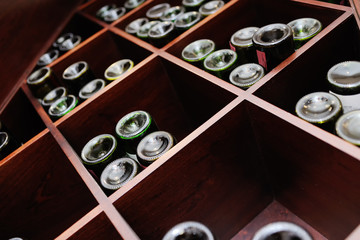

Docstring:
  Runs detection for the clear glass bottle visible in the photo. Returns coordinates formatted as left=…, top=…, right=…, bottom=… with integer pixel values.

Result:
left=146, top=3, right=171, bottom=20
left=81, top=134, right=121, bottom=176
left=163, top=221, right=215, bottom=240
left=295, top=91, right=342, bottom=131
left=100, top=157, right=139, bottom=192
left=199, top=0, right=224, bottom=18
left=327, top=61, right=360, bottom=113
left=287, top=18, right=322, bottom=49
left=104, top=59, right=134, bottom=82
left=125, top=18, right=149, bottom=35
left=115, top=110, right=158, bottom=154
left=252, top=221, right=312, bottom=240
left=41, top=86, right=68, bottom=111
left=27, top=67, right=56, bottom=99
left=229, top=63, right=264, bottom=89
left=78, top=79, right=106, bottom=103
left=182, top=39, right=216, bottom=68
left=48, top=95, right=78, bottom=120
left=230, top=27, right=259, bottom=64
left=62, top=61, right=94, bottom=95
left=174, top=11, right=202, bottom=33
left=252, top=23, right=294, bottom=71
left=203, top=49, right=238, bottom=80
left=148, top=21, right=176, bottom=47
left=136, top=131, right=176, bottom=167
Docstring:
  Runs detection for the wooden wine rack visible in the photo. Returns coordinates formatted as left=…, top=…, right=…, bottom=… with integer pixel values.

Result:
left=1, top=0, right=360, bottom=239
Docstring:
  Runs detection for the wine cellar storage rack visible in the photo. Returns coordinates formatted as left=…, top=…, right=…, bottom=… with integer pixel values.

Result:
left=1, top=0, right=360, bottom=239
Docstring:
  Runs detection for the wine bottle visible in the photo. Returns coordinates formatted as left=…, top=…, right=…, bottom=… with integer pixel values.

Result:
left=81, top=134, right=122, bottom=176
left=104, top=59, right=134, bottom=81
left=0, top=131, right=21, bottom=161
left=174, top=11, right=202, bottom=33
left=181, top=39, right=216, bottom=68
left=103, top=7, right=126, bottom=23
left=78, top=79, right=106, bottom=103
left=160, top=6, right=186, bottom=22
left=229, top=63, right=264, bottom=89
left=252, top=23, right=295, bottom=71
left=203, top=49, right=238, bottom=80
left=41, top=86, right=68, bottom=111
left=146, top=3, right=171, bottom=20
left=136, top=131, right=176, bottom=167
left=295, top=91, right=342, bottom=132
left=148, top=21, right=176, bottom=47
left=115, top=110, right=158, bottom=154
left=199, top=0, right=224, bottom=18
left=136, top=20, right=161, bottom=41
left=125, top=18, right=149, bottom=35
left=62, top=61, right=94, bottom=95
left=36, top=49, right=59, bottom=68
left=287, top=18, right=322, bottom=49
left=335, top=110, right=360, bottom=146
left=48, top=95, right=78, bottom=120
left=100, top=157, right=139, bottom=192
left=252, top=221, right=312, bottom=240
left=53, top=33, right=73, bottom=49
left=163, top=221, right=215, bottom=240
left=124, top=0, right=146, bottom=11
left=58, top=34, right=81, bottom=52
left=27, top=67, right=56, bottom=99
left=230, top=27, right=259, bottom=64
left=327, top=61, right=360, bottom=113
left=182, top=0, right=207, bottom=11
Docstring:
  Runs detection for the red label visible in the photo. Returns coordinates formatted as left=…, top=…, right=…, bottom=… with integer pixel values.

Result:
left=256, top=50, right=267, bottom=71
left=229, top=41, right=236, bottom=52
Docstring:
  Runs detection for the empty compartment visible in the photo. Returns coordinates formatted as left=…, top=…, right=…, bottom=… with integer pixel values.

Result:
left=113, top=100, right=360, bottom=239
left=166, top=0, right=346, bottom=82
left=0, top=132, right=98, bottom=240
left=56, top=56, right=236, bottom=186
left=254, top=16, right=360, bottom=124
left=67, top=212, right=123, bottom=239
left=0, top=88, right=46, bottom=159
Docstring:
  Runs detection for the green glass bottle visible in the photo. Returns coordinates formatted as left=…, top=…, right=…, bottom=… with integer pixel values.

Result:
left=136, top=20, right=161, bottom=41
left=160, top=6, right=185, bottom=22
left=41, top=86, right=68, bottom=111
left=252, top=222, right=312, bottom=240
left=136, top=131, right=176, bottom=167
left=0, top=131, right=21, bottom=161
left=174, top=11, right=201, bottom=33
left=125, top=18, right=149, bottom=35
left=287, top=18, right=322, bottom=49
left=229, top=63, right=264, bottom=89
left=182, top=0, right=207, bottom=11
left=252, top=23, right=295, bottom=72
left=163, top=221, right=215, bottom=240
left=148, top=21, right=176, bottom=48
left=335, top=110, right=360, bottom=146
left=100, top=157, right=140, bottom=193
left=96, top=4, right=117, bottom=20
left=81, top=134, right=122, bottom=176
left=198, top=0, right=224, bottom=18
left=78, top=79, right=106, bottom=103
left=181, top=39, right=216, bottom=68
left=203, top=49, right=238, bottom=80
left=230, top=27, right=259, bottom=64
left=36, top=49, right=59, bottom=68
left=62, top=61, right=94, bottom=95
left=124, top=0, right=146, bottom=11
left=146, top=3, right=170, bottom=20
left=104, top=59, right=134, bottom=82
left=48, top=95, right=78, bottom=120
left=103, top=7, right=126, bottom=23
left=115, top=110, right=158, bottom=155
left=27, top=67, right=56, bottom=99
left=295, top=91, right=343, bottom=132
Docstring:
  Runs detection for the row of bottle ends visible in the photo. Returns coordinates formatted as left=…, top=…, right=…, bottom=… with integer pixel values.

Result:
left=6, top=220, right=315, bottom=239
